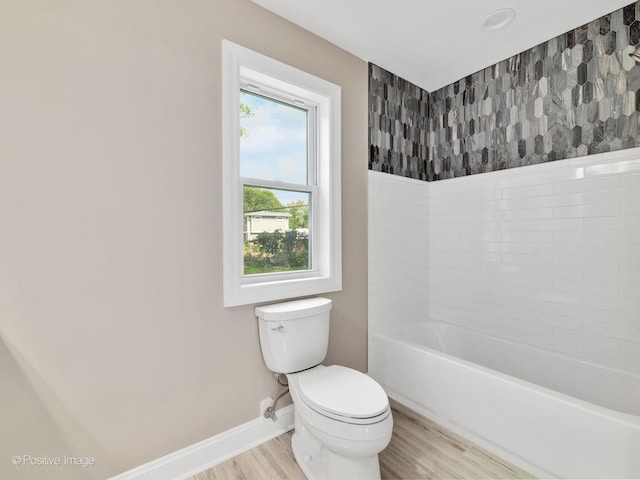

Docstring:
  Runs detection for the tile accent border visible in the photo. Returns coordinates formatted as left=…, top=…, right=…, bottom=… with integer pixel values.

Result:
left=369, top=1, right=640, bottom=182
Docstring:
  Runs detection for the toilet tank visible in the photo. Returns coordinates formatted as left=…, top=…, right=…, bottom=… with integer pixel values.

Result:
left=256, top=297, right=331, bottom=374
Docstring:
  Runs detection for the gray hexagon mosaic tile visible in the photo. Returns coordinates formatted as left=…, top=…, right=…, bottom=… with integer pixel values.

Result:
left=369, top=64, right=430, bottom=180
left=369, top=1, right=640, bottom=181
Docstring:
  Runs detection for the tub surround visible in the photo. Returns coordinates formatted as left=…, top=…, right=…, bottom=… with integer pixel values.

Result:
left=428, top=149, right=640, bottom=373
left=367, top=2, right=640, bottom=478
left=368, top=173, right=429, bottom=335
left=368, top=0, right=640, bottom=379
left=370, top=147, right=640, bottom=374
left=369, top=1, right=640, bottom=181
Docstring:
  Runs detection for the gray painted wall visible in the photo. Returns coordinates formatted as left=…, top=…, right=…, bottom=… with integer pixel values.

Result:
left=1, top=1, right=368, bottom=478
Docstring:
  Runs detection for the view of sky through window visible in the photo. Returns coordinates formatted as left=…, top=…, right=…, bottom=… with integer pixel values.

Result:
left=240, top=91, right=308, bottom=205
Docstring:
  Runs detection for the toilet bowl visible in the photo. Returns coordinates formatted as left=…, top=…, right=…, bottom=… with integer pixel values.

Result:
left=287, top=365, right=393, bottom=480
left=256, top=297, right=393, bottom=480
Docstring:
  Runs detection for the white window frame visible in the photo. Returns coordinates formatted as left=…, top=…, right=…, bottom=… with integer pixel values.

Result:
left=222, top=40, right=342, bottom=307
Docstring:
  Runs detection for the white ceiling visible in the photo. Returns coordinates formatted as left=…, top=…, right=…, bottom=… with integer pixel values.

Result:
left=252, top=0, right=633, bottom=92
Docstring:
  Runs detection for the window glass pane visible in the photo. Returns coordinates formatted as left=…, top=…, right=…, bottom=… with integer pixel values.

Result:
left=239, top=91, right=308, bottom=184
left=243, top=186, right=310, bottom=275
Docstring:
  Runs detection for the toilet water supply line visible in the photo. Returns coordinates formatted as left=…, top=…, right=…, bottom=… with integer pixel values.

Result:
left=264, top=373, right=289, bottom=421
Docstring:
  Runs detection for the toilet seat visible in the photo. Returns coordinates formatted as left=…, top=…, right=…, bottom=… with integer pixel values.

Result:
left=298, top=365, right=390, bottom=425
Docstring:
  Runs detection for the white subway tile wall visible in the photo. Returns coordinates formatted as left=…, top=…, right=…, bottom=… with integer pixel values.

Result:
left=429, top=147, right=640, bottom=372
left=369, top=148, right=640, bottom=373
left=368, top=171, right=429, bottom=336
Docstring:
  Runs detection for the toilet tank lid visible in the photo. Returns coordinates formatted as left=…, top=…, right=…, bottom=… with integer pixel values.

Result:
left=255, top=297, right=332, bottom=321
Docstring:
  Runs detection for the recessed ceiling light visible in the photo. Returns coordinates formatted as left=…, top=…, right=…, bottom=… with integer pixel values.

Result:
left=480, top=8, right=516, bottom=31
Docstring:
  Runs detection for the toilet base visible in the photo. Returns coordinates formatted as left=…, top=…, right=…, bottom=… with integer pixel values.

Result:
left=291, top=420, right=382, bottom=480
left=291, top=430, right=325, bottom=480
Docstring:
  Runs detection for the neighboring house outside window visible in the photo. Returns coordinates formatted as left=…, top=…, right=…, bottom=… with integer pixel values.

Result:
left=244, top=211, right=291, bottom=241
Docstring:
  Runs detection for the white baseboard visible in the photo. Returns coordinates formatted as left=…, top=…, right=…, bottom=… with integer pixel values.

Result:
left=108, top=404, right=295, bottom=480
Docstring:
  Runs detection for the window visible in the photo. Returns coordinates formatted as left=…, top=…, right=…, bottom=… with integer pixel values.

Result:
left=222, top=40, right=341, bottom=307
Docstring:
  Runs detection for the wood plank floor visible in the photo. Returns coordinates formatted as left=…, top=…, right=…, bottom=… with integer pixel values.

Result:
left=189, top=400, right=534, bottom=480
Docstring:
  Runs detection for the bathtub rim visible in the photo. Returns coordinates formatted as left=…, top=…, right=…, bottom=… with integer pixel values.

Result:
left=371, top=320, right=640, bottom=425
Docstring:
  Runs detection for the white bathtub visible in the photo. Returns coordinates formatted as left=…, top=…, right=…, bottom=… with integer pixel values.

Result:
left=369, top=321, right=640, bottom=479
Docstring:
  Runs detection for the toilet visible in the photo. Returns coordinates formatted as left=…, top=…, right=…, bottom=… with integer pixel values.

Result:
left=256, top=297, right=393, bottom=480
